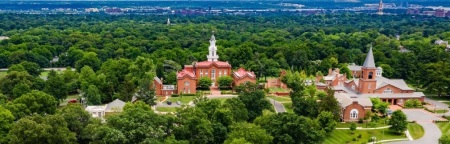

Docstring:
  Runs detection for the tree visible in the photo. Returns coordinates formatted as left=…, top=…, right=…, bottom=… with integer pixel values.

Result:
left=173, top=107, right=214, bottom=144
left=423, top=61, right=450, bottom=96
left=116, top=78, right=135, bottom=102
left=316, top=111, right=336, bottom=134
left=75, top=52, right=101, bottom=72
left=237, top=82, right=273, bottom=121
left=85, top=85, right=102, bottom=105
left=291, top=92, right=320, bottom=118
left=7, top=114, right=77, bottom=144
left=0, top=106, right=14, bottom=143
left=135, top=78, right=157, bottom=106
left=9, top=90, right=57, bottom=117
left=0, top=71, right=34, bottom=99
left=57, top=104, right=91, bottom=141
left=281, top=70, right=306, bottom=93
left=198, top=77, right=213, bottom=90
left=78, top=66, right=98, bottom=92
left=389, top=110, right=408, bottom=134
left=44, top=71, right=69, bottom=104
left=19, top=61, right=43, bottom=77
left=222, top=98, right=249, bottom=122
left=217, top=76, right=233, bottom=89
left=224, top=122, right=273, bottom=144
left=319, top=88, right=341, bottom=121
left=340, top=64, right=352, bottom=79
left=370, top=98, right=389, bottom=114
left=82, top=124, right=128, bottom=144
left=350, top=122, right=357, bottom=133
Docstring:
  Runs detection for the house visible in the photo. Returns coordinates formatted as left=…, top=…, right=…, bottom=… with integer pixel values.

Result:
left=85, top=99, right=126, bottom=119
left=233, top=68, right=257, bottom=87
left=316, top=68, right=347, bottom=90
left=317, top=47, right=425, bottom=122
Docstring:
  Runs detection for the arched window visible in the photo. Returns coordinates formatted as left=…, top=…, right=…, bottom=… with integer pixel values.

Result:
left=350, top=109, right=358, bottom=119
left=185, top=81, right=189, bottom=86
left=368, top=72, right=373, bottom=79
left=351, top=85, right=356, bottom=90
left=384, top=88, right=393, bottom=93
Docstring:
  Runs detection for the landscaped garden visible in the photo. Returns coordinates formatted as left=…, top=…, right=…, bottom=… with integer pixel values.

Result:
left=407, top=123, right=424, bottom=140
left=323, top=129, right=406, bottom=144
left=267, top=95, right=291, bottom=103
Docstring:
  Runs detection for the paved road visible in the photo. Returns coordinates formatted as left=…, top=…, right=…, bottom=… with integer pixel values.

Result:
left=387, top=122, right=441, bottom=144
left=401, top=109, right=445, bottom=122
left=425, top=98, right=450, bottom=115
left=268, top=98, right=286, bottom=113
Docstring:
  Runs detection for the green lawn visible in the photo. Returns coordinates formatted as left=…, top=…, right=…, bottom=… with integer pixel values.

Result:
left=426, top=108, right=449, bottom=114
left=167, top=96, right=196, bottom=104
left=267, top=96, right=291, bottom=103
left=336, top=119, right=389, bottom=128
left=324, top=129, right=406, bottom=144
left=268, top=87, right=289, bottom=93
left=408, top=123, right=424, bottom=140
left=0, top=71, right=6, bottom=79
left=282, top=102, right=293, bottom=113
left=59, top=94, right=80, bottom=106
left=442, top=102, right=450, bottom=106
left=209, top=97, right=233, bottom=103
left=437, top=123, right=450, bottom=137
left=156, top=107, right=178, bottom=113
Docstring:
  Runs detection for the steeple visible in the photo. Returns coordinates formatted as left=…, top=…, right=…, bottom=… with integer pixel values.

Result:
left=363, top=46, right=376, bottom=68
left=167, top=18, right=170, bottom=25
left=207, top=31, right=219, bottom=62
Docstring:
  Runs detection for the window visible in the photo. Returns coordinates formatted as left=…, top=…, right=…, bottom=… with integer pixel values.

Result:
left=219, top=71, right=222, bottom=77
left=185, top=81, right=190, bottom=86
left=212, top=69, right=216, bottom=79
left=384, top=88, right=393, bottom=93
left=224, top=71, right=227, bottom=75
left=205, top=70, right=208, bottom=76
left=350, top=109, right=358, bottom=119
left=200, top=70, right=203, bottom=77
left=368, top=72, right=373, bottom=79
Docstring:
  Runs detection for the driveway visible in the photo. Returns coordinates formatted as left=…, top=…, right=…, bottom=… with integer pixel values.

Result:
left=425, top=97, right=450, bottom=116
left=268, top=98, right=286, bottom=113
left=401, top=109, right=445, bottom=122
left=387, top=122, right=441, bottom=144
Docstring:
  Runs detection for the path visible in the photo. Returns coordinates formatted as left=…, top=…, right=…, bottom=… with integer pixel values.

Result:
left=209, top=86, right=221, bottom=96
left=336, top=126, right=390, bottom=130
left=268, top=98, right=286, bottom=113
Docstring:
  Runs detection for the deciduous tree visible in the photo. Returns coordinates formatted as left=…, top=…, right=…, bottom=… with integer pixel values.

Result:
left=389, top=110, right=408, bottom=134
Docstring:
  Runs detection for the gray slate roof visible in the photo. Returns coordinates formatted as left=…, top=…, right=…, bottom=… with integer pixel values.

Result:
left=335, top=93, right=373, bottom=107
left=106, top=99, right=126, bottom=112
left=363, top=47, right=376, bottom=68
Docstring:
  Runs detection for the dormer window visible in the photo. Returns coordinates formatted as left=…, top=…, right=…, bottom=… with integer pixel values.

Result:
left=384, top=88, right=393, bottom=93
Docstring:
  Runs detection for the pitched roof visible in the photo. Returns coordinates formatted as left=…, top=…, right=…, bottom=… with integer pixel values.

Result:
left=177, top=69, right=196, bottom=79
left=334, top=93, right=372, bottom=107
left=348, top=65, right=362, bottom=71
left=233, top=68, right=255, bottom=79
left=195, top=61, right=231, bottom=68
left=363, top=47, right=376, bottom=68
left=106, top=99, right=126, bottom=112
left=375, top=76, right=413, bottom=90
left=154, top=77, right=162, bottom=84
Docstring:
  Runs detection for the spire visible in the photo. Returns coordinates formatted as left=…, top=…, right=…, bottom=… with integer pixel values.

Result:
left=363, top=46, right=376, bottom=68
left=207, top=31, right=218, bottom=62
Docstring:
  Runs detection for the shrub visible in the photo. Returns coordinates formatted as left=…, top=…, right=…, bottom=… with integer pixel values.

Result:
left=357, top=134, right=362, bottom=139
left=171, top=94, right=179, bottom=97
left=368, top=122, right=377, bottom=128
left=358, top=118, right=364, bottom=123
left=372, top=115, right=380, bottom=122
left=352, top=138, right=357, bottom=141
left=182, top=94, right=197, bottom=96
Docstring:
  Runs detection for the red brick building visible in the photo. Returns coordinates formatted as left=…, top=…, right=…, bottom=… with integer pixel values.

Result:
left=157, top=34, right=256, bottom=95
left=317, top=47, right=425, bottom=122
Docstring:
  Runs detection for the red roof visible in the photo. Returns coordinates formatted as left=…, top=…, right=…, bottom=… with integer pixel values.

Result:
left=195, top=61, right=231, bottom=68
left=233, top=68, right=255, bottom=79
left=177, top=69, right=196, bottom=79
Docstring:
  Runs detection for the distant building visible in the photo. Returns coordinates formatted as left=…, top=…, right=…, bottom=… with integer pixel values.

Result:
left=0, top=36, right=9, bottom=41
left=85, top=99, right=126, bottom=119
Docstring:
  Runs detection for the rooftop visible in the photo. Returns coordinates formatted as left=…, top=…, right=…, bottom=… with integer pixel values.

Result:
left=177, top=69, right=196, bottom=79
left=195, top=61, right=231, bottom=68
left=362, top=46, right=376, bottom=68
left=233, top=67, right=255, bottom=78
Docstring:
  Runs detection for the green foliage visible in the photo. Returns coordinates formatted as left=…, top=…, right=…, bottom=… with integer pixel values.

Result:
left=44, top=71, right=69, bottom=103
left=0, top=71, right=34, bottom=99
left=319, top=88, right=341, bottom=121
left=389, top=110, right=408, bottom=133
left=224, top=122, right=273, bottom=144
left=0, top=106, right=14, bottom=143
left=82, top=123, right=128, bottom=144
left=439, top=135, right=450, bottom=144
left=237, top=82, right=273, bottom=121
left=75, top=52, right=101, bottom=72
left=370, top=98, right=389, bottom=114
left=57, top=104, right=91, bottom=140
left=350, top=122, right=357, bottom=131
left=217, top=76, right=233, bottom=88
left=316, top=111, right=337, bottom=134
left=198, top=77, right=213, bottom=90
left=404, top=99, right=423, bottom=108
left=339, top=64, right=352, bottom=79
left=85, top=85, right=102, bottom=105
left=6, top=90, right=57, bottom=119
left=18, top=61, right=43, bottom=77
left=7, top=114, right=77, bottom=144
left=222, top=98, right=249, bottom=122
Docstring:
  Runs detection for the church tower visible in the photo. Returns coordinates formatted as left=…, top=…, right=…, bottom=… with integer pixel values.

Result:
left=207, top=32, right=219, bottom=62
left=358, top=46, right=377, bottom=94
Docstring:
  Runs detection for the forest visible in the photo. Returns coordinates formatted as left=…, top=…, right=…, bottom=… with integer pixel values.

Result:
left=0, top=13, right=450, bottom=143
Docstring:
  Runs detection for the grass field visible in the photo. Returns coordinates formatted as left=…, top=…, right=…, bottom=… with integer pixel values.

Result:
left=437, top=123, right=450, bottom=137
left=442, top=102, right=450, bottom=106
left=267, top=96, right=291, bottom=102
left=209, top=97, right=233, bottom=103
left=282, top=102, right=293, bottom=113
left=0, top=71, right=6, bottom=79
left=323, top=129, right=406, bottom=144
left=408, top=123, right=424, bottom=140
left=166, top=96, right=196, bottom=104
left=268, top=87, right=290, bottom=93
left=156, top=107, right=178, bottom=113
